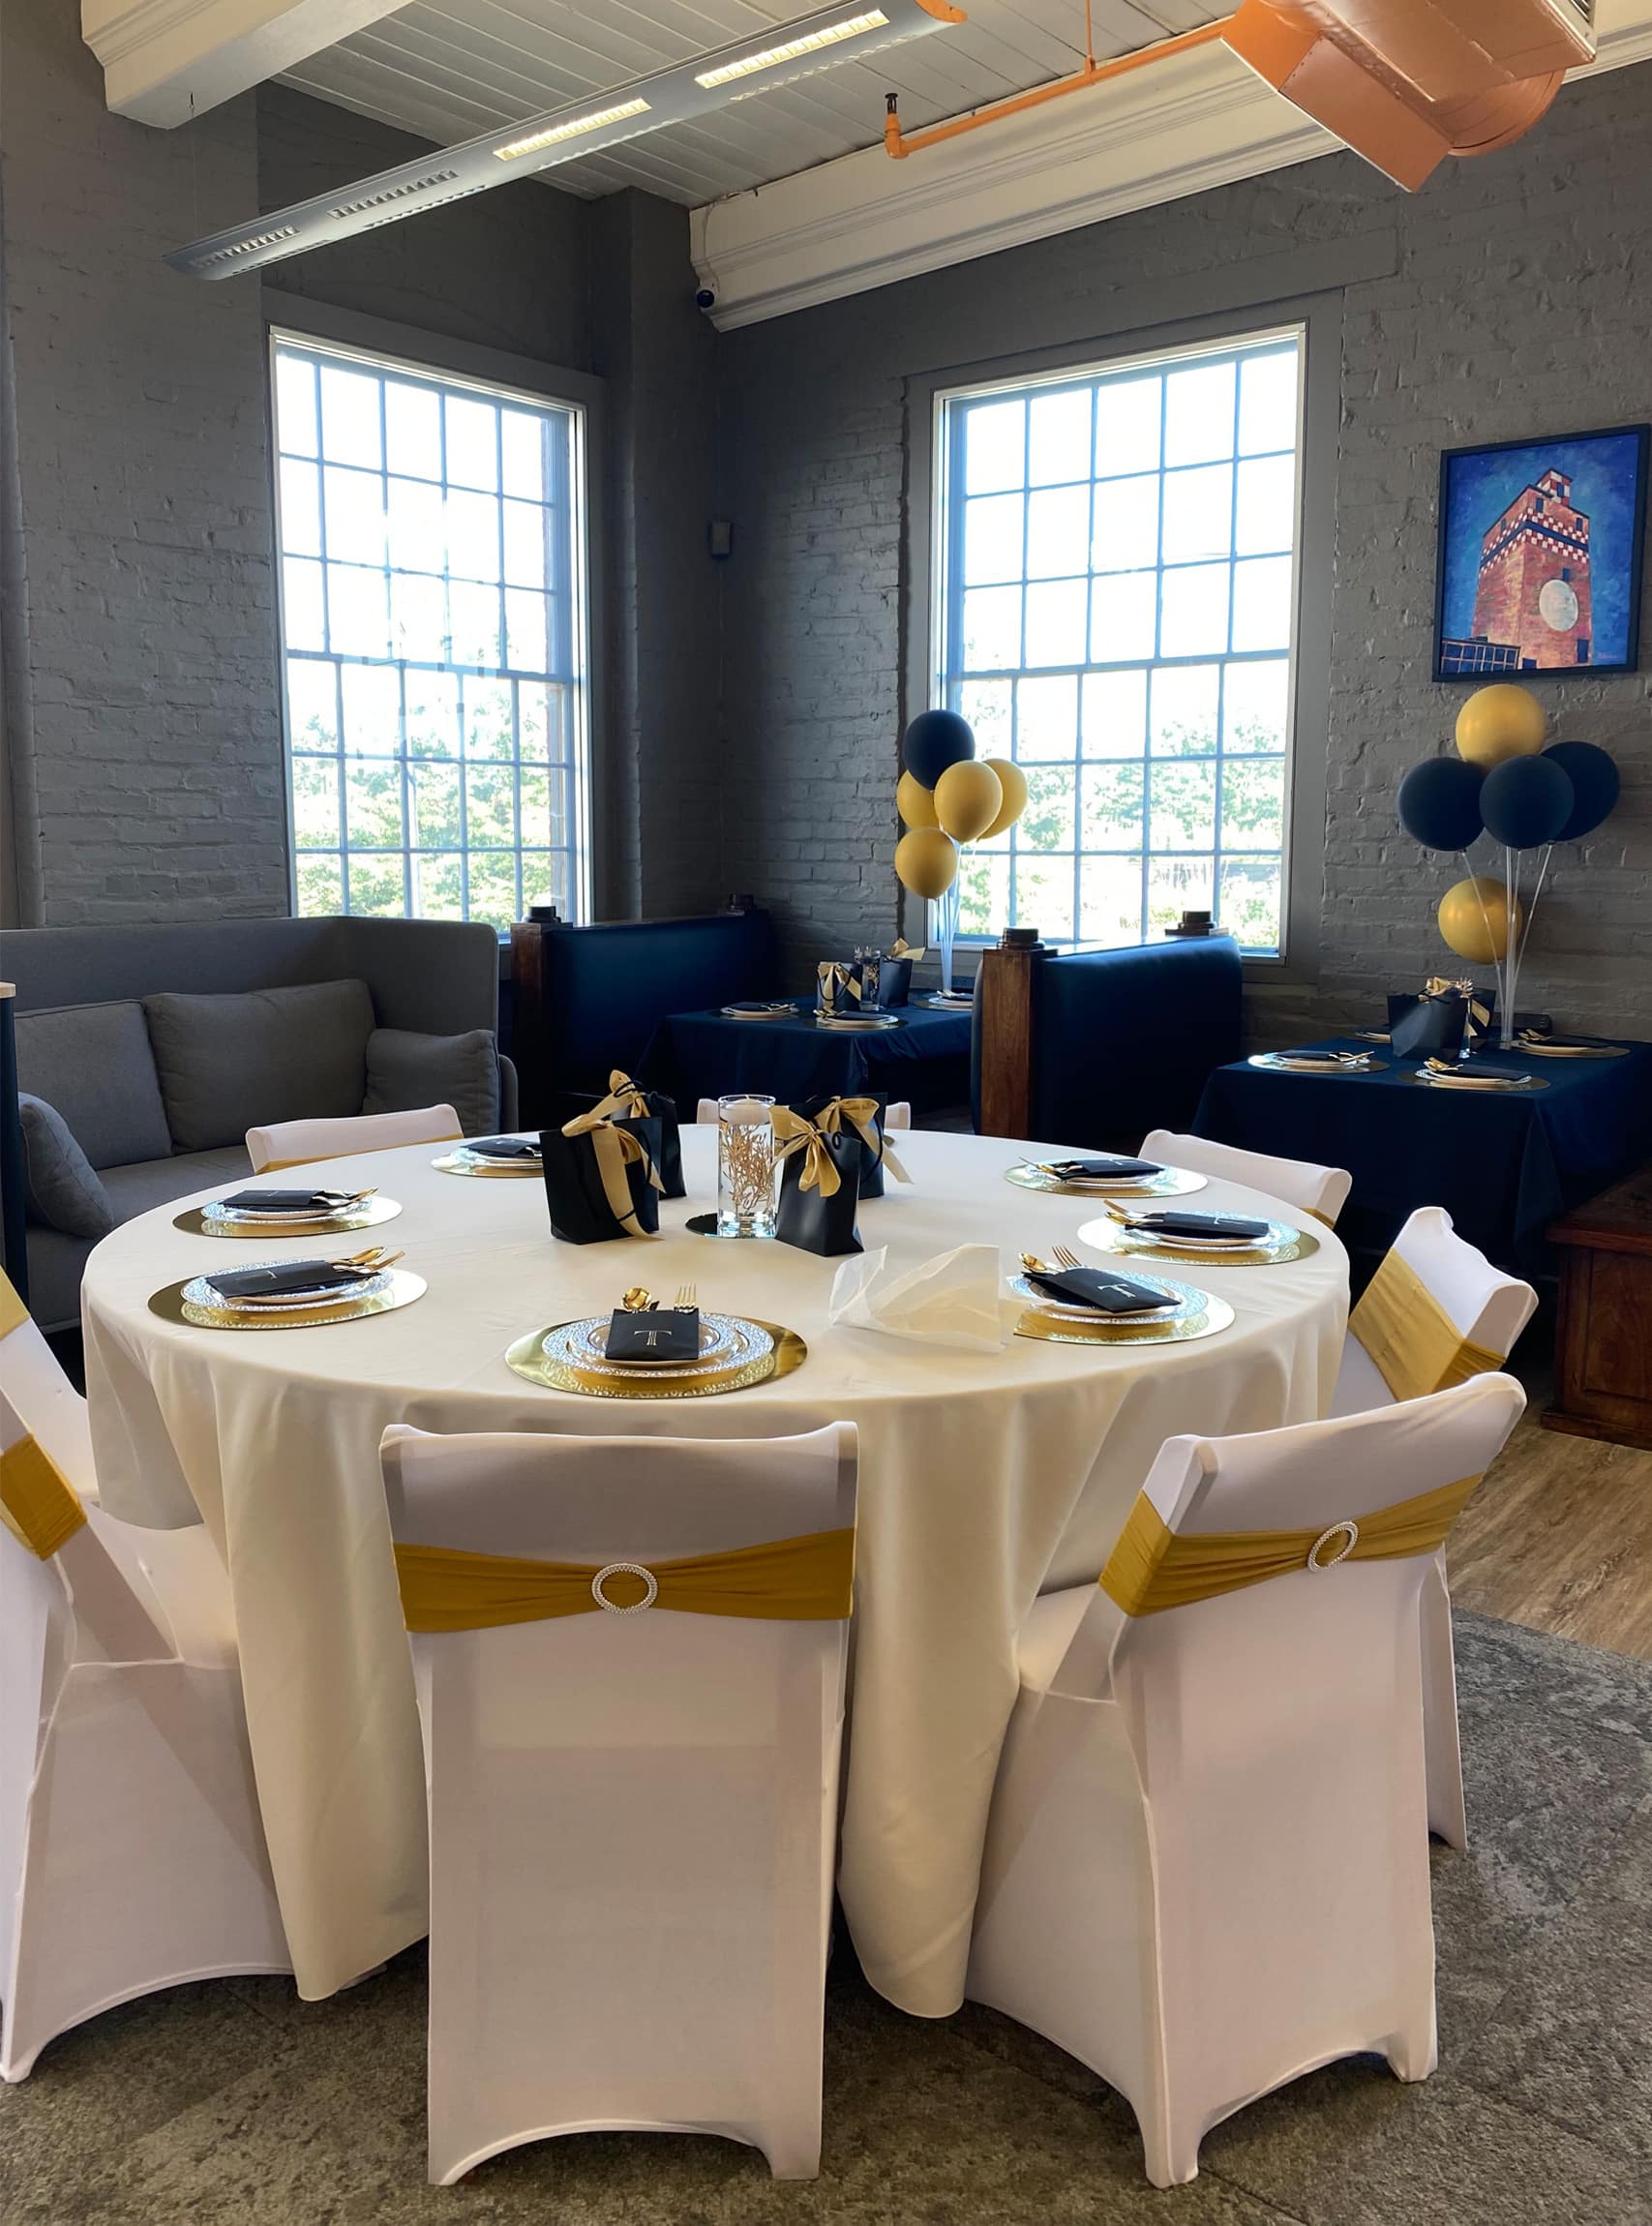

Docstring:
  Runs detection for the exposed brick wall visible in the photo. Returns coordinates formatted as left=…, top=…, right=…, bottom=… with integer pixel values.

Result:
left=1, top=0, right=286, bottom=925
left=717, top=64, right=1652, bottom=1034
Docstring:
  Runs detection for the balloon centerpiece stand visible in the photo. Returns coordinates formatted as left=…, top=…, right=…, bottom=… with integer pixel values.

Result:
left=1397, top=683, right=1621, bottom=1049
left=893, top=711, right=1029, bottom=991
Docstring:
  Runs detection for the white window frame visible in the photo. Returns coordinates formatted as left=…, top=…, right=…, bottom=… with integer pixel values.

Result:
left=266, top=309, right=598, bottom=932
left=910, top=299, right=1337, bottom=980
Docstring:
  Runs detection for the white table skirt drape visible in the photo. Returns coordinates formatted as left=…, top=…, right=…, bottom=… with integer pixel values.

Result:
left=82, top=1127, right=1348, bottom=2011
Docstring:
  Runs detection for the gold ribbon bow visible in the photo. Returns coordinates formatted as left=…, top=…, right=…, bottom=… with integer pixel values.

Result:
left=1348, top=1249, right=1505, bottom=1404
left=396, top=1525, right=856, bottom=1632
left=772, top=1106, right=843, bottom=1196
left=811, top=1097, right=911, bottom=1186
left=558, top=1106, right=664, bottom=1237
left=1099, top=1472, right=1484, bottom=1618
left=581, top=1069, right=652, bottom=1123
left=0, top=1432, right=88, bottom=1561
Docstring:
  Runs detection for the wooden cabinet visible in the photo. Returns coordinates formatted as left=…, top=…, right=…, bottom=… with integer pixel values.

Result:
left=1545, top=1164, right=1652, bottom=1450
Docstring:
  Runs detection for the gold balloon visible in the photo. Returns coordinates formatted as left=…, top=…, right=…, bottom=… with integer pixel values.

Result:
left=934, top=760, right=1004, bottom=844
left=1437, top=876, right=1523, bottom=964
left=1454, top=683, right=1546, bottom=769
left=894, top=828, right=959, bottom=900
left=978, top=757, right=1028, bottom=840
left=896, top=770, right=939, bottom=830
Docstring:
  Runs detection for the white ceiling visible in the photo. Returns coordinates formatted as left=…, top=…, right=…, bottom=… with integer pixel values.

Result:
left=278, top=0, right=1232, bottom=205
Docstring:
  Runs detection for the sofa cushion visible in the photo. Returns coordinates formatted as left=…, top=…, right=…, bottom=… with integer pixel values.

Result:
left=142, top=979, right=375, bottom=1152
left=22, top=1226, right=96, bottom=1337
left=363, top=1028, right=498, bottom=1136
left=100, top=1147, right=256, bottom=1221
left=14, top=1000, right=172, bottom=1170
left=18, top=1094, right=115, bottom=1239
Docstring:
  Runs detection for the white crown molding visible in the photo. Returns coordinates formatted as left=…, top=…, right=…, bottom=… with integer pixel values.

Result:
left=82, top=0, right=402, bottom=127
left=692, top=7, right=1652, bottom=330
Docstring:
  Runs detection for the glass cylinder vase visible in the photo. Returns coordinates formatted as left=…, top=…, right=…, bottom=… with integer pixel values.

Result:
left=717, top=1094, right=777, bottom=1239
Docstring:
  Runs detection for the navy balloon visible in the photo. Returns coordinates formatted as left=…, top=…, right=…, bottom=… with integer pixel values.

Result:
left=1397, top=757, right=1486, bottom=851
left=1543, top=740, right=1620, bottom=840
left=1479, top=753, right=1575, bottom=850
left=903, top=708, right=976, bottom=790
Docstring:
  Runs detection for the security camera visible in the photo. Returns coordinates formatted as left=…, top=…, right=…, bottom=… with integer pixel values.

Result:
left=695, top=286, right=717, bottom=312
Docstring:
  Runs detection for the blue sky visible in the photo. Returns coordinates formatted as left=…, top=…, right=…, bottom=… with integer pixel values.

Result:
left=1441, top=428, right=1644, bottom=663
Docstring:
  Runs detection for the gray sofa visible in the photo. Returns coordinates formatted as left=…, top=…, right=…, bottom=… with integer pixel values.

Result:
left=6, top=917, right=516, bottom=1331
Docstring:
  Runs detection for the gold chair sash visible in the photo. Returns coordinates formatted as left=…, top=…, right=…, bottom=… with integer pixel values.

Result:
left=1349, top=1249, right=1505, bottom=1402
left=263, top=1128, right=462, bottom=1172
left=0, top=1271, right=28, bottom=1339
left=0, top=1433, right=88, bottom=1561
left=772, top=1105, right=843, bottom=1196
left=1099, top=1472, right=1484, bottom=1618
left=396, top=1524, right=856, bottom=1633
left=559, top=1106, right=666, bottom=1236
left=810, top=1096, right=911, bottom=1186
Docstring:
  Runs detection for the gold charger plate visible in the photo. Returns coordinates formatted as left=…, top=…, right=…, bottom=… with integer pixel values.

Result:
left=1014, top=1290, right=1234, bottom=1347
left=433, top=1149, right=543, bottom=1178
left=505, top=1315, right=806, bottom=1399
left=174, top=1196, right=403, bottom=1239
left=1517, top=1040, right=1629, bottom=1059
left=1075, top=1215, right=1319, bottom=1268
left=1006, top=1163, right=1208, bottom=1201
left=149, top=1267, right=426, bottom=1331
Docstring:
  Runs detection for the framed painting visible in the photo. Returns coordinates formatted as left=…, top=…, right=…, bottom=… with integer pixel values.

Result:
left=1433, top=423, right=1648, bottom=680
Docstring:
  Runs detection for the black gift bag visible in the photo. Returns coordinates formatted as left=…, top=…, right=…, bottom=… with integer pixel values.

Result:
left=1388, top=987, right=1468, bottom=1061
left=772, top=1112, right=865, bottom=1256
left=539, top=1115, right=662, bottom=1244
left=794, top=1092, right=909, bottom=1201
left=564, top=1072, right=684, bottom=1197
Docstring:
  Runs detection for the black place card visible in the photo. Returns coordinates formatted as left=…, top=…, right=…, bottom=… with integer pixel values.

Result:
left=219, top=1189, right=354, bottom=1214
left=605, top=1308, right=701, bottom=1362
left=202, top=1260, right=378, bottom=1302
left=1134, top=1211, right=1271, bottom=1241
left=1047, top=1158, right=1161, bottom=1181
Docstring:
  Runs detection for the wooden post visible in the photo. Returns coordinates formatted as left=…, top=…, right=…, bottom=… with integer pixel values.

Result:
left=976, top=929, right=1043, bottom=1140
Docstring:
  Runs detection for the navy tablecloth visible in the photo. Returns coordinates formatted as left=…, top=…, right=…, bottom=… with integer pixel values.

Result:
left=1194, top=1036, right=1652, bottom=1274
left=641, top=1000, right=973, bottom=1116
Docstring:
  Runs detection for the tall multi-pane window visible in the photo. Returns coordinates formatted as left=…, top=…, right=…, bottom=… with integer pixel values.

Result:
left=933, top=330, right=1303, bottom=955
left=270, top=334, right=591, bottom=932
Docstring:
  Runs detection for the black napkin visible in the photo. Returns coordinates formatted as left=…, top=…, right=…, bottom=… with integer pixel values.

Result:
left=202, top=1259, right=379, bottom=1302
left=466, top=1136, right=542, bottom=1159
left=725, top=1001, right=791, bottom=1015
left=605, top=1308, right=701, bottom=1363
left=1518, top=1032, right=1593, bottom=1049
left=1131, top=1210, right=1271, bottom=1241
left=1045, top=1157, right=1161, bottom=1181
left=219, top=1189, right=359, bottom=1214
left=1025, top=1267, right=1169, bottom=1314
left=1449, top=1063, right=1527, bottom=1082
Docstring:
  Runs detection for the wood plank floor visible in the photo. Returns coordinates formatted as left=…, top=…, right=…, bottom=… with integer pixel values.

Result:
left=1450, top=1405, right=1652, bottom=1663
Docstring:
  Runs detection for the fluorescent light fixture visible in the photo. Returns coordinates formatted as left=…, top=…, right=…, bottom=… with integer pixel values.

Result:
left=696, top=11, right=890, bottom=89
left=495, top=98, right=652, bottom=163
left=167, top=0, right=965, bottom=280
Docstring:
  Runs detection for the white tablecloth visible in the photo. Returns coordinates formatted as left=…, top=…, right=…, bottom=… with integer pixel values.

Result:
left=82, top=1128, right=1347, bottom=2011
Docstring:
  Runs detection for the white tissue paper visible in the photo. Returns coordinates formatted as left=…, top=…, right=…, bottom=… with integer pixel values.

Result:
left=827, top=1245, right=1009, bottom=1352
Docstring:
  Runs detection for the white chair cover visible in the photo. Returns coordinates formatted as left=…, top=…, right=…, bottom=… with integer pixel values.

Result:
left=967, top=1374, right=1524, bottom=2186
left=695, top=1098, right=911, bottom=1128
left=1329, top=1207, right=1537, bottom=1846
left=1140, top=1129, right=1352, bottom=1225
left=381, top=1421, right=858, bottom=2185
left=0, top=1372, right=288, bottom=2079
left=246, top=1102, right=462, bottom=1173
left=0, top=1268, right=98, bottom=1500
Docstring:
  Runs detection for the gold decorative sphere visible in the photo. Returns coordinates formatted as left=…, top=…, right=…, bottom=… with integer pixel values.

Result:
left=894, top=828, right=959, bottom=900
left=934, top=759, right=1004, bottom=844
left=978, top=757, right=1028, bottom=840
left=1437, top=875, right=1522, bottom=963
left=1454, top=683, right=1546, bottom=769
left=896, top=770, right=939, bottom=830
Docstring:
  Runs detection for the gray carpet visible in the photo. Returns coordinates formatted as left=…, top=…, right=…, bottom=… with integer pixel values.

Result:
left=4, top=1611, right=1649, bottom=2225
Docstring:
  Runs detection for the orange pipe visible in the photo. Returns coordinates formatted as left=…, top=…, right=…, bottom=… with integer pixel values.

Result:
left=884, top=17, right=1234, bottom=158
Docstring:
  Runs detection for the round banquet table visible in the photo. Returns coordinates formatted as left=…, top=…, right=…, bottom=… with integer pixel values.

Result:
left=82, top=1126, right=1349, bottom=2013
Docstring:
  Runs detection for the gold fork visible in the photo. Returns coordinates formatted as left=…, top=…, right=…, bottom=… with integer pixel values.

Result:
left=675, top=1282, right=698, bottom=1310
left=1052, top=1246, right=1086, bottom=1271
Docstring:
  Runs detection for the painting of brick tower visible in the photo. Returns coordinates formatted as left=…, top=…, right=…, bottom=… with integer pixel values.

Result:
left=1470, top=468, right=1593, bottom=670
